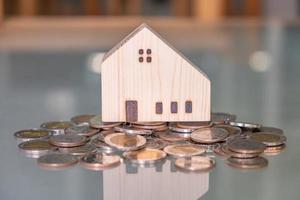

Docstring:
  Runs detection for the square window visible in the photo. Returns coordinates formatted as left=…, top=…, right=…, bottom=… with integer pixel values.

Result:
left=171, top=102, right=178, bottom=113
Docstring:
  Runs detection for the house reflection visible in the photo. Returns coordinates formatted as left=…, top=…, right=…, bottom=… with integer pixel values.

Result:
left=103, top=159, right=209, bottom=200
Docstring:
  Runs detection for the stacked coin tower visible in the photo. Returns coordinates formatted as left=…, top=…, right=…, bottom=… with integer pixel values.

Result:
left=14, top=113, right=286, bottom=171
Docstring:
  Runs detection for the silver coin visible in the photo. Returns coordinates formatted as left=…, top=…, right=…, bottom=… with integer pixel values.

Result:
left=211, top=112, right=236, bottom=124
left=169, top=122, right=194, bottom=133
left=65, top=125, right=99, bottom=137
left=91, top=139, right=118, bottom=153
left=14, top=129, right=52, bottom=142
left=229, top=121, right=261, bottom=129
left=191, top=128, right=229, bottom=143
left=227, top=138, right=266, bottom=154
left=37, top=153, right=78, bottom=169
left=114, top=125, right=152, bottom=135
left=145, top=138, right=167, bottom=150
left=58, top=144, right=97, bottom=156
left=254, top=126, right=284, bottom=135
left=49, top=134, right=87, bottom=147
left=40, top=121, right=73, bottom=135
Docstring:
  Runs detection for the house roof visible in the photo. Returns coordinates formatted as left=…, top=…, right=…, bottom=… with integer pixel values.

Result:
left=102, top=23, right=209, bottom=79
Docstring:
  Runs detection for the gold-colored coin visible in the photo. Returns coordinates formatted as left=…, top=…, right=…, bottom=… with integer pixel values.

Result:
left=264, top=144, right=286, bottom=156
left=80, top=153, right=121, bottom=170
left=132, top=123, right=168, bottom=130
left=145, top=138, right=167, bottom=150
left=14, top=129, right=51, bottom=141
left=227, top=138, right=266, bottom=154
left=104, top=133, right=146, bottom=151
left=155, top=130, right=189, bottom=142
left=163, top=144, right=205, bottom=158
left=176, top=121, right=212, bottom=129
left=18, top=140, right=56, bottom=154
left=169, top=122, right=194, bottom=133
left=89, top=115, right=122, bottom=129
left=227, top=156, right=268, bottom=169
left=65, top=125, right=99, bottom=137
left=248, top=132, right=286, bottom=147
left=175, top=156, right=216, bottom=172
left=191, top=128, right=229, bottom=143
left=123, top=148, right=166, bottom=164
left=40, top=121, right=73, bottom=134
left=131, top=122, right=167, bottom=126
left=71, top=114, right=95, bottom=125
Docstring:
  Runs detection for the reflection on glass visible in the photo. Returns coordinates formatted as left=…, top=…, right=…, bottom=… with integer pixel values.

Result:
left=103, top=159, right=209, bottom=200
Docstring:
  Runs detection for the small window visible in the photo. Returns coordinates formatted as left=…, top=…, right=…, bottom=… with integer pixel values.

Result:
left=171, top=102, right=178, bottom=113
left=185, top=101, right=192, bottom=113
left=156, top=102, right=163, bottom=114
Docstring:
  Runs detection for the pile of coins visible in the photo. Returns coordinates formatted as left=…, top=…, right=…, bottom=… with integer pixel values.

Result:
left=14, top=113, right=286, bottom=171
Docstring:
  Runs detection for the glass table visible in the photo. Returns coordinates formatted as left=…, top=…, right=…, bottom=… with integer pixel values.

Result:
left=0, top=22, right=299, bottom=200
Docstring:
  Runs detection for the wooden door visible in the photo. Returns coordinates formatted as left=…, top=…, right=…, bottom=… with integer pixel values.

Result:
left=126, top=100, right=138, bottom=122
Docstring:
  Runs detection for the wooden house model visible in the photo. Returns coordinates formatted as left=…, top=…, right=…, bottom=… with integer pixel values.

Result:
left=101, top=24, right=211, bottom=122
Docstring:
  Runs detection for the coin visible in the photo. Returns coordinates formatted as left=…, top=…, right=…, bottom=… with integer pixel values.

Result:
left=227, top=156, right=268, bottom=169
left=264, top=144, right=286, bottom=155
left=89, top=115, right=122, bottom=129
left=91, top=139, right=117, bottom=153
left=229, top=121, right=261, bottom=129
left=163, top=144, right=205, bottom=158
left=169, top=122, right=194, bottom=133
left=18, top=140, right=56, bottom=157
left=211, top=112, right=236, bottom=124
left=176, top=121, right=212, bottom=129
left=71, top=114, right=95, bottom=125
left=214, top=144, right=260, bottom=158
left=97, top=130, right=115, bottom=142
left=214, top=125, right=242, bottom=136
left=145, top=138, right=167, bottom=150
left=175, top=156, right=216, bottom=172
left=65, top=125, right=99, bottom=137
left=123, top=148, right=167, bottom=164
left=132, top=123, right=168, bottom=130
left=254, top=126, right=284, bottom=135
left=248, top=132, right=286, bottom=147
left=49, top=134, right=87, bottom=147
left=191, top=128, right=229, bottom=143
left=131, top=122, right=166, bottom=126
left=80, top=153, right=121, bottom=170
left=14, top=129, right=52, bottom=142
left=37, top=153, right=78, bottom=169
left=155, top=130, right=189, bottom=142
left=58, top=144, right=97, bottom=156
left=40, top=121, right=73, bottom=135
left=114, top=125, right=152, bottom=135
left=104, top=133, right=146, bottom=151
left=227, top=138, right=266, bottom=154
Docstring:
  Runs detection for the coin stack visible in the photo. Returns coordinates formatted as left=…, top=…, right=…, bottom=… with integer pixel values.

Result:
left=14, top=112, right=286, bottom=172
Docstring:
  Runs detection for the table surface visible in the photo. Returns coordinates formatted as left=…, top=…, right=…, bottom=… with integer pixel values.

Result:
left=0, top=22, right=300, bottom=200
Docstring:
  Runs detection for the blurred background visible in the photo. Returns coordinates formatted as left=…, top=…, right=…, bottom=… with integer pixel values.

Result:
left=1, top=1, right=300, bottom=200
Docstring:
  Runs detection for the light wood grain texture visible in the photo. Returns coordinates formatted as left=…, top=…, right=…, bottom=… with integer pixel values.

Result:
left=192, top=0, right=224, bottom=22
left=103, top=161, right=209, bottom=200
left=101, top=24, right=211, bottom=122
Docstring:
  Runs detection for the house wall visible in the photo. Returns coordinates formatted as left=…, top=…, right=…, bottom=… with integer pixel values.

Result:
left=101, top=27, right=210, bottom=122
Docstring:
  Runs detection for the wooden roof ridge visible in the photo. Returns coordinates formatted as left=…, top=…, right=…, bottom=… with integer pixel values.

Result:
left=102, top=23, right=209, bottom=79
